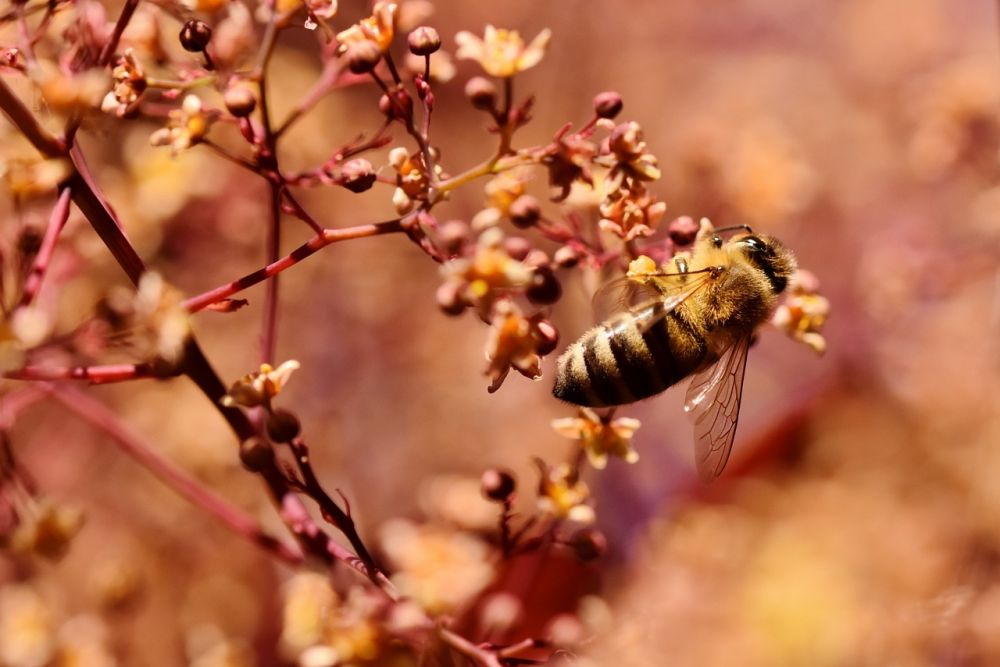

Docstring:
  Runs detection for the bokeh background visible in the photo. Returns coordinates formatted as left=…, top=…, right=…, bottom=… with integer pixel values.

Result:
left=3, top=0, right=1000, bottom=665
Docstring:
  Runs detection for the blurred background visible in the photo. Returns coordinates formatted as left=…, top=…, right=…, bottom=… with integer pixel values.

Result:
left=3, top=0, right=1000, bottom=665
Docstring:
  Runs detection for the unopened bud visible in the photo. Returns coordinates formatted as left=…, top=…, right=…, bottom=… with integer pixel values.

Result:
left=503, top=236, right=532, bottom=261
left=465, top=76, right=497, bottom=110
left=509, top=195, right=541, bottom=229
left=527, top=266, right=562, bottom=305
left=568, top=527, right=607, bottom=562
left=340, top=158, right=376, bottom=193
left=266, top=409, right=301, bottom=443
left=223, top=84, right=256, bottom=117
left=438, top=220, right=470, bottom=254
left=407, top=26, right=441, bottom=56
left=523, top=249, right=551, bottom=269
left=593, top=91, right=623, bottom=119
left=481, top=468, right=516, bottom=502
left=179, top=20, right=212, bottom=52
left=532, top=319, right=559, bottom=356
left=345, top=40, right=382, bottom=74
left=667, top=215, right=699, bottom=246
left=436, top=281, right=466, bottom=316
left=553, top=245, right=580, bottom=268
left=239, top=436, right=274, bottom=471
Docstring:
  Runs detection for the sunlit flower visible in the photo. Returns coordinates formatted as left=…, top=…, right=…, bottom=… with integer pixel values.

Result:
left=221, top=360, right=301, bottom=408
left=0, top=584, right=56, bottom=667
left=336, top=2, right=397, bottom=54
left=55, top=615, right=116, bottom=667
left=771, top=270, right=829, bottom=355
left=599, top=121, right=661, bottom=191
left=381, top=518, right=494, bottom=614
left=471, top=169, right=531, bottom=229
left=101, top=49, right=146, bottom=117
left=552, top=408, right=641, bottom=469
left=132, top=271, right=190, bottom=362
left=149, top=95, right=213, bottom=154
left=484, top=299, right=542, bottom=392
left=440, top=227, right=533, bottom=311
left=280, top=573, right=337, bottom=655
left=536, top=460, right=595, bottom=524
left=33, top=62, right=108, bottom=115
left=598, top=183, right=667, bottom=242
left=455, top=25, right=551, bottom=78
left=0, top=154, right=72, bottom=199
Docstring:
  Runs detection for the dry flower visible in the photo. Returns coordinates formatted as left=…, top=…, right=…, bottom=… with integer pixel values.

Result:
left=149, top=95, right=213, bottom=154
left=598, top=182, right=667, bottom=241
left=221, top=360, right=301, bottom=408
left=485, top=299, right=543, bottom=392
left=101, top=49, right=146, bottom=117
left=455, top=25, right=552, bottom=78
left=552, top=408, right=641, bottom=469
left=536, top=460, right=595, bottom=524
left=380, top=518, right=494, bottom=614
left=336, top=2, right=398, bottom=54
left=542, top=133, right=596, bottom=201
left=8, top=501, right=85, bottom=560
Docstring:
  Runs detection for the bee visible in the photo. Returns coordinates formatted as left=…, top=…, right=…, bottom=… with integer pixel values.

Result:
left=552, top=219, right=797, bottom=480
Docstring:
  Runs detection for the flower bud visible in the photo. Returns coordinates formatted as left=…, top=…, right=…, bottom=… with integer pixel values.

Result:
left=509, top=194, right=541, bottom=229
left=407, top=26, right=441, bottom=56
left=593, top=91, right=623, bottom=119
left=239, top=436, right=274, bottom=472
left=438, top=220, right=470, bottom=254
left=503, top=236, right=532, bottom=261
left=532, top=319, right=559, bottom=356
left=527, top=266, right=562, bottom=305
left=17, top=226, right=43, bottom=256
left=436, top=281, right=466, bottom=316
left=179, top=20, right=212, bottom=53
left=568, top=527, right=607, bottom=562
left=523, top=249, right=551, bottom=269
left=481, top=468, right=516, bottom=502
left=223, top=83, right=256, bottom=118
left=345, top=40, right=382, bottom=74
left=340, top=158, right=376, bottom=193
left=465, top=76, right=497, bottom=110
left=553, top=245, right=580, bottom=268
left=667, top=215, right=699, bottom=246
left=266, top=409, right=301, bottom=443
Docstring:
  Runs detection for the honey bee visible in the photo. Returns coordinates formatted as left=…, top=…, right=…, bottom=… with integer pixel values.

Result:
left=553, top=219, right=797, bottom=480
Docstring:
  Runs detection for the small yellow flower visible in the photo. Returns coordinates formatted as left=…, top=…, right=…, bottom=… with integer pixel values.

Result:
left=484, top=299, right=541, bottom=392
left=455, top=25, right=551, bottom=78
left=150, top=95, right=212, bottom=154
left=133, top=272, right=190, bottom=363
left=598, top=183, right=667, bottom=242
left=336, top=2, right=397, bottom=53
left=221, top=360, right=301, bottom=408
left=0, top=154, right=72, bottom=198
left=536, top=460, right=594, bottom=524
left=441, top=227, right=533, bottom=311
left=9, top=501, right=85, bottom=560
left=552, top=408, right=641, bottom=469
left=101, top=49, right=146, bottom=117
left=33, top=61, right=108, bottom=115
left=771, top=272, right=830, bottom=355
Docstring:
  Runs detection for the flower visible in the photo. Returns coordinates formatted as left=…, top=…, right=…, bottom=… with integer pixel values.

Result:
left=552, top=408, right=642, bottom=469
left=598, top=182, right=667, bottom=242
left=470, top=169, right=531, bottom=229
left=149, top=95, right=213, bottom=154
left=771, top=270, right=830, bottom=355
left=455, top=25, right=551, bottom=78
left=32, top=62, right=108, bottom=115
left=541, top=133, right=596, bottom=202
left=8, top=501, right=85, bottom=560
left=101, top=49, right=147, bottom=117
left=599, top=121, right=662, bottom=191
left=535, top=460, right=595, bottom=524
left=0, top=584, right=56, bottom=667
left=380, top=518, right=494, bottom=614
left=132, top=272, right=190, bottom=362
left=440, top=227, right=533, bottom=311
left=221, top=360, right=301, bottom=408
left=336, top=2, right=397, bottom=54
left=484, top=299, right=542, bottom=392
left=306, top=0, right=337, bottom=20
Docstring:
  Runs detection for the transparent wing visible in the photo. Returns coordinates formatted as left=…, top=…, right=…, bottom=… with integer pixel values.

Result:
left=683, top=334, right=752, bottom=481
left=592, top=268, right=716, bottom=330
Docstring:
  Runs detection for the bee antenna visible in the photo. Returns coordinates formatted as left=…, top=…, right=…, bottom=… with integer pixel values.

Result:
left=712, top=224, right=754, bottom=236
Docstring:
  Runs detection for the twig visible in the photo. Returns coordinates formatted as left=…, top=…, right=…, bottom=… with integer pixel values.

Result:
left=20, top=185, right=72, bottom=307
left=4, top=363, right=162, bottom=383
left=47, top=384, right=305, bottom=566
left=439, top=628, right=503, bottom=667
left=183, top=219, right=403, bottom=312
left=97, top=0, right=139, bottom=67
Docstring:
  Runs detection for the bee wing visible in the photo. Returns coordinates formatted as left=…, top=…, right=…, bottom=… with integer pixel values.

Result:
left=592, top=268, right=716, bottom=328
left=683, top=333, right=752, bottom=481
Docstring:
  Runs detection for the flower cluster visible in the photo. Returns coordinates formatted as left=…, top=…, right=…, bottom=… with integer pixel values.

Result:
left=771, top=270, right=830, bottom=355
left=150, top=95, right=214, bottom=154
left=596, top=121, right=666, bottom=241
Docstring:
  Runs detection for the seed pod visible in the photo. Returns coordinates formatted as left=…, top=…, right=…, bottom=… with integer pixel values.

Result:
left=266, top=409, right=301, bottom=443
left=668, top=215, right=699, bottom=246
left=553, top=245, right=580, bottom=268
left=436, top=281, right=466, bottom=316
left=568, top=527, right=607, bottom=562
left=593, top=91, right=623, bottom=119
left=481, top=468, right=516, bottom=502
left=503, top=236, right=532, bottom=261
left=179, top=20, right=212, bottom=52
left=509, top=195, right=541, bottom=229
left=239, top=437, right=274, bottom=471
left=345, top=40, right=382, bottom=74
left=223, top=84, right=256, bottom=118
left=532, top=319, right=559, bottom=356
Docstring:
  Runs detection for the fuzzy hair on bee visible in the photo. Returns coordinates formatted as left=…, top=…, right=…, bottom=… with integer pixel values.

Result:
left=552, top=218, right=797, bottom=480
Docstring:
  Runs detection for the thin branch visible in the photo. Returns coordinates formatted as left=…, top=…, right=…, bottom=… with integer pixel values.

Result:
left=97, top=0, right=139, bottom=67
left=20, top=185, right=72, bottom=307
left=261, top=183, right=282, bottom=364
left=183, top=219, right=403, bottom=312
left=440, top=628, right=503, bottom=667
left=47, top=384, right=305, bottom=566
left=0, top=77, right=64, bottom=156
left=4, top=362, right=162, bottom=383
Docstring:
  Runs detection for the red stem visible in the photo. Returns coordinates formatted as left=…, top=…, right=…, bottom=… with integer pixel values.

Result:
left=4, top=363, right=160, bottom=383
left=20, top=185, right=72, bottom=307
left=47, top=384, right=305, bottom=566
left=183, top=219, right=403, bottom=312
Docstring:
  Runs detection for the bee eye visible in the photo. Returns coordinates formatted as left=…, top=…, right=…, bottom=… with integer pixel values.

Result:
left=711, top=236, right=723, bottom=248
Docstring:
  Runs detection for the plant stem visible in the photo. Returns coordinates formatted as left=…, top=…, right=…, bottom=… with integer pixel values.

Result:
left=20, top=185, right=72, bottom=307
left=4, top=363, right=161, bottom=383
left=47, top=384, right=305, bottom=566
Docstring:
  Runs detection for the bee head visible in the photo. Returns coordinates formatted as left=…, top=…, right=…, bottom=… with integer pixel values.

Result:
left=735, top=234, right=796, bottom=294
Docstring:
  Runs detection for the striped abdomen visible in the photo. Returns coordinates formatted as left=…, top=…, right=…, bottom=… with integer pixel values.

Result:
left=553, top=304, right=707, bottom=408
